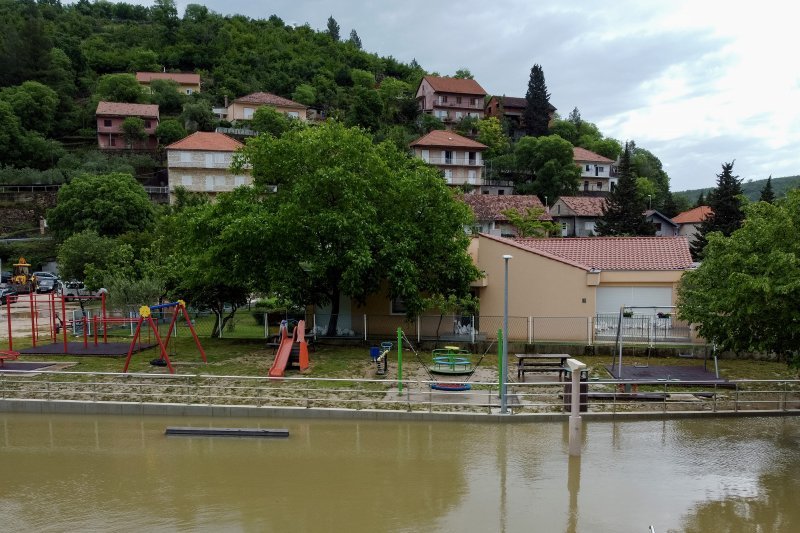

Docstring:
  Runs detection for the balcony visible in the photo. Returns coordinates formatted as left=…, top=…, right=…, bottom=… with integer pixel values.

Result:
left=445, top=175, right=483, bottom=187
left=426, top=157, right=484, bottom=167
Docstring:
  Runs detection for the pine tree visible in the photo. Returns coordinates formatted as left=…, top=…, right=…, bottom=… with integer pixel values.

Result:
left=691, top=161, right=744, bottom=259
left=661, top=192, right=679, bottom=218
left=759, top=175, right=775, bottom=203
left=567, top=107, right=582, bottom=130
left=348, top=29, right=362, bottom=49
left=523, top=64, right=551, bottom=137
left=326, top=16, right=340, bottom=41
left=595, top=142, right=655, bottom=236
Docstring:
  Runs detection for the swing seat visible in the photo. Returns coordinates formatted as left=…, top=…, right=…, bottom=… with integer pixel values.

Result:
left=430, top=382, right=471, bottom=391
left=150, top=358, right=168, bottom=367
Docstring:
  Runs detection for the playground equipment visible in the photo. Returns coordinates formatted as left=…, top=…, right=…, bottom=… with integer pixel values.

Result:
left=122, top=301, right=207, bottom=374
left=268, top=319, right=309, bottom=377
left=370, top=342, right=392, bottom=376
left=429, top=345, right=474, bottom=375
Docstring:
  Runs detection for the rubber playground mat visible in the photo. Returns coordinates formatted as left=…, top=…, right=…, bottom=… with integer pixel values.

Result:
left=17, top=342, right=155, bottom=357
left=0, top=361, right=60, bottom=371
left=605, top=364, right=727, bottom=383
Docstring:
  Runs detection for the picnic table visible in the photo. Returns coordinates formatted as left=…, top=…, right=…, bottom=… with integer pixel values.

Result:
left=515, top=353, right=569, bottom=381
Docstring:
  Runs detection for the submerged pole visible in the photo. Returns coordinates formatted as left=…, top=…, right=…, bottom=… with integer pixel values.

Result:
left=397, top=327, right=403, bottom=394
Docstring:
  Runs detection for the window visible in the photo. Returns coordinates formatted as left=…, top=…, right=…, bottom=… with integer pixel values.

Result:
left=584, top=181, right=589, bottom=191
left=498, top=189, right=505, bottom=195
left=585, top=164, right=591, bottom=171
left=468, top=152, right=476, bottom=165
left=467, top=169, right=476, bottom=182
left=597, top=166, right=604, bottom=172
left=186, top=89, right=193, bottom=95
left=438, top=95, right=448, bottom=104
left=557, top=205, right=561, bottom=214
left=287, top=111, right=300, bottom=118
left=214, top=176, right=226, bottom=187
left=390, top=296, right=407, bottom=315
left=180, top=151, right=192, bottom=163
left=444, top=150, right=453, bottom=164
left=109, top=137, right=116, bottom=147
left=456, top=96, right=462, bottom=104
left=213, top=152, right=226, bottom=164
left=234, top=176, right=247, bottom=187
left=205, top=176, right=214, bottom=191
left=243, top=107, right=254, bottom=119
left=654, top=223, right=662, bottom=231
left=421, top=149, right=430, bottom=162
left=471, top=98, right=478, bottom=106
left=103, top=119, right=112, bottom=127
left=181, top=176, right=193, bottom=186
left=144, top=121, right=152, bottom=129
left=597, top=181, right=603, bottom=189
left=455, top=111, right=463, bottom=120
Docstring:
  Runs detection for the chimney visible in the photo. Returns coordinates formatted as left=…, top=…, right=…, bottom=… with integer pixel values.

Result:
left=224, top=95, right=229, bottom=108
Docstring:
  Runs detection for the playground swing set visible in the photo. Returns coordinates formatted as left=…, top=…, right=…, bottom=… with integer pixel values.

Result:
left=2, top=291, right=206, bottom=374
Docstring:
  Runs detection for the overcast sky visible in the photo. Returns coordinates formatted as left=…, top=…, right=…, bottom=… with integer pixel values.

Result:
left=130, top=0, right=797, bottom=190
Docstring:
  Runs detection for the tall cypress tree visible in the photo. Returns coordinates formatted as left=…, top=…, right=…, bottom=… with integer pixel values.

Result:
left=691, top=161, right=744, bottom=259
left=348, top=29, right=362, bottom=49
left=759, top=175, right=775, bottom=203
left=326, top=16, right=340, bottom=41
left=523, top=64, right=551, bottom=137
left=595, top=142, right=655, bottom=236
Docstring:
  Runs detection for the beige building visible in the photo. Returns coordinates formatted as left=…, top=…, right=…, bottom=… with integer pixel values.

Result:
left=672, top=206, right=712, bottom=244
left=226, top=92, right=308, bottom=122
left=410, top=130, right=494, bottom=192
left=471, top=234, right=694, bottom=340
left=136, top=72, right=201, bottom=95
left=166, top=132, right=250, bottom=202
left=549, top=196, right=607, bottom=236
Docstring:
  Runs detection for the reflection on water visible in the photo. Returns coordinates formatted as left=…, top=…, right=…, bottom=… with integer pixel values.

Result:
left=0, top=414, right=797, bottom=532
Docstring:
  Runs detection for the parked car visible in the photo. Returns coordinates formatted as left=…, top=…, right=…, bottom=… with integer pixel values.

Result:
left=0, top=287, right=17, bottom=304
left=63, top=280, right=101, bottom=301
left=33, top=271, right=59, bottom=281
left=0, top=271, right=11, bottom=284
left=36, top=278, right=60, bottom=294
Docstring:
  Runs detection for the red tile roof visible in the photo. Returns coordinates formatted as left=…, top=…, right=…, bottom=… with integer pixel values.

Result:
left=555, top=196, right=607, bottom=217
left=462, top=195, right=552, bottom=221
left=233, top=92, right=306, bottom=108
left=410, top=130, right=487, bottom=150
left=422, top=76, right=487, bottom=96
left=672, top=206, right=712, bottom=224
left=512, top=236, right=694, bottom=271
left=573, top=147, right=615, bottom=164
left=96, top=101, right=159, bottom=119
left=166, top=131, right=243, bottom=152
left=136, top=72, right=200, bottom=85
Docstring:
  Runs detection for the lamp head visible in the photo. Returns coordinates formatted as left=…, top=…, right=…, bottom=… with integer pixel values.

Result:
left=503, top=254, right=513, bottom=260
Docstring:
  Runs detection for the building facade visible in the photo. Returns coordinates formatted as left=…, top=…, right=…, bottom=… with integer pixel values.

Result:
left=225, top=92, right=308, bottom=122
left=573, top=147, right=616, bottom=193
left=415, top=76, right=487, bottom=129
left=484, top=95, right=557, bottom=139
left=410, top=130, right=492, bottom=192
left=136, top=72, right=201, bottom=95
left=165, top=132, right=250, bottom=202
left=549, top=196, right=607, bottom=237
left=461, top=194, right=551, bottom=236
left=95, top=101, right=159, bottom=150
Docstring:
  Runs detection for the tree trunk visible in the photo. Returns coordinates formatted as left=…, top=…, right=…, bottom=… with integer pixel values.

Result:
left=326, top=290, right=340, bottom=337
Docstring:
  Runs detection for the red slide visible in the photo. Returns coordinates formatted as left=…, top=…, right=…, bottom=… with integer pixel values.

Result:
left=268, top=320, right=309, bottom=377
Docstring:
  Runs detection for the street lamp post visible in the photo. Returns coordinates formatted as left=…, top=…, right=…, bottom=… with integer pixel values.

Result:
left=647, top=194, right=652, bottom=210
left=501, top=254, right=512, bottom=414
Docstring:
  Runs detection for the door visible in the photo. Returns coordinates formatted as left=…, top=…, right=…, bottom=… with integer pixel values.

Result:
left=595, top=286, right=673, bottom=315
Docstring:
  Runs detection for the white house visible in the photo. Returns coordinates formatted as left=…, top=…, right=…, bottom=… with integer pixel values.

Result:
left=166, top=132, right=250, bottom=202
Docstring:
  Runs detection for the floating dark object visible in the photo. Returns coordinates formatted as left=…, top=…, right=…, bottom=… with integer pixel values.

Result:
left=165, top=427, right=289, bottom=438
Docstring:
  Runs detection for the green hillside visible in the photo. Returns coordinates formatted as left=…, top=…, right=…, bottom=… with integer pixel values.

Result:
left=676, top=175, right=800, bottom=204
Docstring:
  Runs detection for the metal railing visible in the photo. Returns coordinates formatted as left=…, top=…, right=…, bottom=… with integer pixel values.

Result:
left=426, top=157, right=483, bottom=166
left=0, top=370, right=798, bottom=417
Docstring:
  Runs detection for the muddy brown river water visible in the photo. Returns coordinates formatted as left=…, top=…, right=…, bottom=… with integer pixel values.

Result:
left=0, top=413, right=798, bottom=532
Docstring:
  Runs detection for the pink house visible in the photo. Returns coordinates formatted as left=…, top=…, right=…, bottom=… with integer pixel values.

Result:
left=96, top=101, right=159, bottom=150
left=415, top=76, right=487, bottom=129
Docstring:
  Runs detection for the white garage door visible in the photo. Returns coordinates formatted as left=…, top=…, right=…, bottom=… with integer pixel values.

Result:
left=596, top=286, right=673, bottom=315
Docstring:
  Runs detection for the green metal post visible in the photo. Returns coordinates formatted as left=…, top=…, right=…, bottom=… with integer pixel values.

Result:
left=497, top=328, right=503, bottom=397
left=397, top=327, right=403, bottom=394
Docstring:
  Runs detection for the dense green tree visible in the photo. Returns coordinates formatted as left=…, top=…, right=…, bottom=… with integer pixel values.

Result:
left=47, top=173, right=155, bottom=240
left=691, top=161, right=744, bottom=259
left=759, top=175, right=775, bottom=203
left=326, top=16, right=340, bottom=40
left=515, top=135, right=580, bottom=201
left=631, top=145, right=670, bottom=204
left=121, top=117, right=147, bottom=147
left=232, top=122, right=479, bottom=335
left=350, top=69, right=376, bottom=88
left=587, top=138, right=623, bottom=161
left=678, top=191, right=800, bottom=367
left=291, top=84, right=316, bottom=106
left=500, top=206, right=559, bottom=237
left=250, top=106, right=297, bottom=137
left=523, top=64, right=551, bottom=137
left=148, top=79, right=186, bottom=115
left=56, top=229, right=134, bottom=286
left=181, top=102, right=215, bottom=132
left=453, top=68, right=474, bottom=79
left=0, top=81, right=60, bottom=136
left=95, top=74, right=145, bottom=104
left=475, top=117, right=510, bottom=159
left=347, top=86, right=383, bottom=131
left=348, top=29, right=362, bottom=49
left=548, top=119, right=578, bottom=144
left=155, top=118, right=187, bottom=146
left=695, top=191, right=706, bottom=207
left=596, top=142, right=655, bottom=236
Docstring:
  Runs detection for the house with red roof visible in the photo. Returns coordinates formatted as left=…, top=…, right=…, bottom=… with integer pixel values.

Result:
left=461, top=194, right=551, bottom=237
left=472, top=234, right=694, bottom=337
left=165, top=132, right=250, bottom=202
left=549, top=196, right=607, bottom=236
left=484, top=95, right=557, bottom=139
left=136, top=72, right=201, bottom=95
left=410, top=130, right=504, bottom=193
left=226, top=91, right=307, bottom=122
left=672, top=206, right=713, bottom=244
left=415, top=76, right=487, bottom=129
left=573, top=147, right=616, bottom=193
left=95, top=101, right=159, bottom=150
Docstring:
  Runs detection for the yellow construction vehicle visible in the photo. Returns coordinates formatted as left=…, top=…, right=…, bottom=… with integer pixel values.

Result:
left=11, top=257, right=35, bottom=294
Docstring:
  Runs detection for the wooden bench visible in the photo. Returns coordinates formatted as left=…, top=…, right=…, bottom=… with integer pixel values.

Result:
left=518, top=364, right=566, bottom=381
left=515, top=354, right=569, bottom=381
left=0, top=350, right=20, bottom=367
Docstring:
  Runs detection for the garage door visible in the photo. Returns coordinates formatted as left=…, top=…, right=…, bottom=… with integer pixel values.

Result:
left=596, top=286, right=673, bottom=315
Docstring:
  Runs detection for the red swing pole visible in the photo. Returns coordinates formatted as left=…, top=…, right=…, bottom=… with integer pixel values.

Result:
left=61, top=294, right=68, bottom=353
left=123, top=313, right=145, bottom=373
left=179, top=301, right=207, bottom=363
left=102, top=291, right=107, bottom=344
left=29, top=292, right=36, bottom=348
left=147, top=313, right=174, bottom=374
left=5, top=298, right=12, bottom=351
